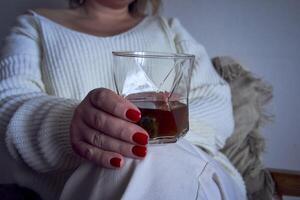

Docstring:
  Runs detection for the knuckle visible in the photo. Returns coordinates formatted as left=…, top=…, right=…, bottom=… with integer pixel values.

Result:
left=97, top=90, right=106, bottom=101
left=84, top=147, right=93, bottom=160
left=88, top=88, right=99, bottom=96
left=74, top=105, right=85, bottom=119
left=91, top=89, right=107, bottom=107
left=93, top=112, right=106, bottom=129
left=91, top=133, right=103, bottom=148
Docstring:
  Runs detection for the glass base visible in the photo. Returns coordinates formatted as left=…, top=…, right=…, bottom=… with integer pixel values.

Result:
left=148, top=129, right=188, bottom=144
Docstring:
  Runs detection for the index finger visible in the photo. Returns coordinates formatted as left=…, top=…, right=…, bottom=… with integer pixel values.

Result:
left=88, top=88, right=141, bottom=122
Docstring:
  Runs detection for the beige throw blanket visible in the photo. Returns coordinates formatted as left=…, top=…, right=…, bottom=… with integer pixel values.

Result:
left=212, top=57, right=275, bottom=200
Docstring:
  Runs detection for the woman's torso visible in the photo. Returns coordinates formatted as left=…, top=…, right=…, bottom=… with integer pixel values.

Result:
left=30, top=10, right=176, bottom=100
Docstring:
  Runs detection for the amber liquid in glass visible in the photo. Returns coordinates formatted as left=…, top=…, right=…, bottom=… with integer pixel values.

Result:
left=132, top=101, right=189, bottom=139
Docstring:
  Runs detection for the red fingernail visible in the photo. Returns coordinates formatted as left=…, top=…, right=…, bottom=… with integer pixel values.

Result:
left=110, top=157, right=121, bottom=167
left=126, top=109, right=141, bottom=122
left=132, top=146, right=147, bottom=157
left=133, top=132, right=148, bottom=145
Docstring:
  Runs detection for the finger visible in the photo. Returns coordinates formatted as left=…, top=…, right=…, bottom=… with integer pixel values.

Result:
left=82, top=107, right=149, bottom=145
left=88, top=88, right=141, bottom=122
left=72, top=140, right=124, bottom=169
left=80, top=123, right=147, bottom=159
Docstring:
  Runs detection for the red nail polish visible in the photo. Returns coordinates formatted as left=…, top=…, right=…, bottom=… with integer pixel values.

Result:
left=132, top=146, right=147, bottom=157
left=126, top=109, right=141, bottom=122
left=110, top=157, right=121, bottom=167
left=133, top=132, right=148, bottom=145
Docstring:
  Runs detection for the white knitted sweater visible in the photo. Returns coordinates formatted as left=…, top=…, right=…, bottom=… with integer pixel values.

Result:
left=0, top=11, right=245, bottom=200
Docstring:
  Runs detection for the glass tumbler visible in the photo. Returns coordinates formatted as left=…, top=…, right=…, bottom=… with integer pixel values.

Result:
left=113, top=51, right=195, bottom=144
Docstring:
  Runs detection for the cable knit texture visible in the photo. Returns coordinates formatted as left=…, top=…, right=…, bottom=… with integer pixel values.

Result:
left=0, top=11, right=244, bottom=200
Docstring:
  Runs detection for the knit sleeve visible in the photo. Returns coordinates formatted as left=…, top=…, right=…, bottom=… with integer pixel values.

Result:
left=0, top=14, right=81, bottom=173
left=167, top=18, right=234, bottom=153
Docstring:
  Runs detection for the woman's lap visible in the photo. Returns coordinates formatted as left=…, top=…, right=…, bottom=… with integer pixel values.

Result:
left=60, top=139, right=244, bottom=200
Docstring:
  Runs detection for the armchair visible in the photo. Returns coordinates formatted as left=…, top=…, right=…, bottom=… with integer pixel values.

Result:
left=213, top=56, right=300, bottom=200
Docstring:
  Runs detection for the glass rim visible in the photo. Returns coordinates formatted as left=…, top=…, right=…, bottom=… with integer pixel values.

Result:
left=112, top=51, right=195, bottom=59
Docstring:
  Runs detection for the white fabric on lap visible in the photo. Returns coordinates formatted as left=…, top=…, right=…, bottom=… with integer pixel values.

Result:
left=60, top=139, right=245, bottom=200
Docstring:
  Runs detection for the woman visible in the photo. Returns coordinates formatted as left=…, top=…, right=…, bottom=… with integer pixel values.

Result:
left=0, top=0, right=246, bottom=199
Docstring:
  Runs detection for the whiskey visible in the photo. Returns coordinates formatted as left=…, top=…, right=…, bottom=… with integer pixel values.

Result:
left=132, top=100, right=189, bottom=139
